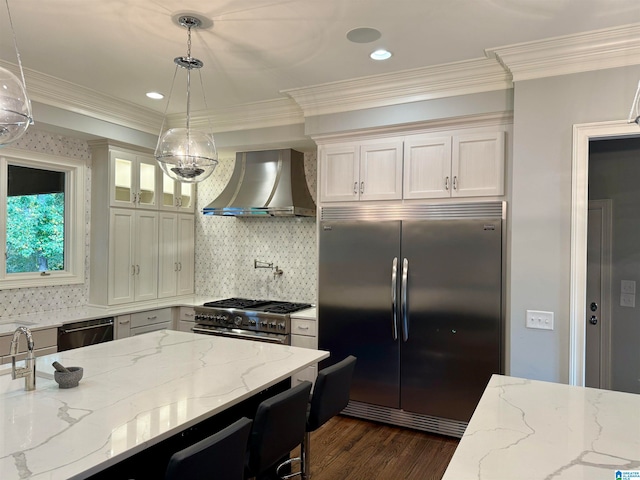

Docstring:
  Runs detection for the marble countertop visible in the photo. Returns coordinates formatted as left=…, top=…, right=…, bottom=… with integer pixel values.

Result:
left=0, top=330, right=329, bottom=480
left=442, top=374, right=640, bottom=479
left=290, top=307, right=316, bottom=320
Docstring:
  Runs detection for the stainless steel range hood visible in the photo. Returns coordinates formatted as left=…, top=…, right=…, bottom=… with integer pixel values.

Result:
left=202, top=148, right=316, bottom=217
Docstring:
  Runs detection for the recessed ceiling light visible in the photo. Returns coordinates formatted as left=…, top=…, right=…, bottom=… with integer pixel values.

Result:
left=346, top=27, right=381, bottom=44
left=370, top=49, right=392, bottom=61
left=146, top=91, right=164, bottom=100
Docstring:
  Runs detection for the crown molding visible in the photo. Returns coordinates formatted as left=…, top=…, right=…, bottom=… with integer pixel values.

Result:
left=281, top=57, right=512, bottom=118
left=486, top=23, right=640, bottom=82
left=169, top=97, right=304, bottom=132
left=0, top=60, right=164, bottom=135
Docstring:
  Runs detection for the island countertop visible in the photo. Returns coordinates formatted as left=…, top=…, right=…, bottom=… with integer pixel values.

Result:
left=0, top=330, right=329, bottom=480
left=443, top=374, right=640, bottom=479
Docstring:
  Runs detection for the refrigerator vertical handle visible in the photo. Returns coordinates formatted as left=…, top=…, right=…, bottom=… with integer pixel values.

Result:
left=391, top=257, right=398, bottom=341
left=401, top=258, right=409, bottom=342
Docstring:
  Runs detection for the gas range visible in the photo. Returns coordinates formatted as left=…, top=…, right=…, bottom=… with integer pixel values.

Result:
left=193, top=298, right=312, bottom=344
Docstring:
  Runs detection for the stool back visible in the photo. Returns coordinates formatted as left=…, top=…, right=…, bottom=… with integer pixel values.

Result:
left=308, top=356, right=357, bottom=431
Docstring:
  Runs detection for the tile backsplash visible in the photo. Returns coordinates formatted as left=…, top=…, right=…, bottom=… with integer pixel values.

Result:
left=195, top=151, right=318, bottom=304
left=0, top=129, right=92, bottom=317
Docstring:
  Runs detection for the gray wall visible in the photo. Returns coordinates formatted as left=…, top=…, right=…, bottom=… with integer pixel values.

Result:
left=509, top=65, right=640, bottom=383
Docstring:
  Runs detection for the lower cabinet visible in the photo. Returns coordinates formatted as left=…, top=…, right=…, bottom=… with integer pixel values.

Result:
left=290, top=315, right=318, bottom=386
left=175, top=307, right=196, bottom=332
left=0, top=327, right=58, bottom=364
left=115, top=308, right=173, bottom=339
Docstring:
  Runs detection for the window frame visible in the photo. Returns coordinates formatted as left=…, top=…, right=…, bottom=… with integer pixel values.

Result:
left=0, top=147, right=86, bottom=289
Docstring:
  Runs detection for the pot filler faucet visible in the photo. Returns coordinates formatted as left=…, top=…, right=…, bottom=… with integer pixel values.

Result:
left=10, top=326, right=36, bottom=391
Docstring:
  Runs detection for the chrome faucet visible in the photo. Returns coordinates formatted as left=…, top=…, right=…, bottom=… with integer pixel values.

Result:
left=10, top=326, right=36, bottom=391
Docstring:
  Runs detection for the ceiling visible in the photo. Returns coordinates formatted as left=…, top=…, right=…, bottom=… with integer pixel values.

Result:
left=3, top=0, right=640, bottom=133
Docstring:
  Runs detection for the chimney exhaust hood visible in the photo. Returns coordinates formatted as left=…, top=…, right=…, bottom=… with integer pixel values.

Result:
left=202, top=148, right=316, bottom=217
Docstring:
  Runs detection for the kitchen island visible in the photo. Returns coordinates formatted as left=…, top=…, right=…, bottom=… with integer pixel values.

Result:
left=0, top=330, right=328, bottom=479
left=443, top=374, right=640, bottom=479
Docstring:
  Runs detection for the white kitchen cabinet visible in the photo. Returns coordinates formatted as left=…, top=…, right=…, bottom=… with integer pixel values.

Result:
left=160, top=172, right=195, bottom=212
left=403, top=131, right=504, bottom=200
left=319, top=140, right=403, bottom=202
left=110, top=149, right=159, bottom=209
left=175, top=306, right=196, bottom=332
left=158, top=213, right=195, bottom=298
left=108, top=208, right=158, bottom=305
left=115, top=314, right=131, bottom=339
left=451, top=132, right=505, bottom=197
left=290, top=311, right=318, bottom=387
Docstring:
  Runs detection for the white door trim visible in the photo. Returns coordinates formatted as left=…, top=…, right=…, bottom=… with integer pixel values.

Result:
left=570, top=120, right=638, bottom=386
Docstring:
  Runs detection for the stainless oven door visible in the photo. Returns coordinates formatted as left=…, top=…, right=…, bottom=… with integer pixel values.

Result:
left=192, top=326, right=289, bottom=345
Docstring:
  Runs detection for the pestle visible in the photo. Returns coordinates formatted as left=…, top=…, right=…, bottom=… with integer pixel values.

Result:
left=52, top=361, right=70, bottom=373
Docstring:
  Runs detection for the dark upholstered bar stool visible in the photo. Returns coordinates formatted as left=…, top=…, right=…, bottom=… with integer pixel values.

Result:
left=245, top=380, right=313, bottom=480
left=165, top=417, right=252, bottom=480
left=278, top=356, right=357, bottom=480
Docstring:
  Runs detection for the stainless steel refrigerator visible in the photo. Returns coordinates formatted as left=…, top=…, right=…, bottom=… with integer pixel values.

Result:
left=318, top=202, right=504, bottom=437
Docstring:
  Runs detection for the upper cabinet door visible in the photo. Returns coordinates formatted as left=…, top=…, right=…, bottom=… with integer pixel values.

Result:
left=160, top=173, right=196, bottom=212
left=359, top=141, right=403, bottom=201
left=110, top=151, right=158, bottom=209
left=319, top=144, right=359, bottom=202
left=452, top=132, right=505, bottom=197
left=403, top=136, right=452, bottom=199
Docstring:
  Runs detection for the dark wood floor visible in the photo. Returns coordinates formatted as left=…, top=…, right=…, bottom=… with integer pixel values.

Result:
left=290, top=415, right=459, bottom=480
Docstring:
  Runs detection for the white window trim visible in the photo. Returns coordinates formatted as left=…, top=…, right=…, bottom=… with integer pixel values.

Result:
left=0, top=147, right=86, bottom=289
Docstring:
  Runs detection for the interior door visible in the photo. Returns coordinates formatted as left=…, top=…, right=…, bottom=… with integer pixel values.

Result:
left=400, top=219, right=502, bottom=422
left=318, top=220, right=401, bottom=408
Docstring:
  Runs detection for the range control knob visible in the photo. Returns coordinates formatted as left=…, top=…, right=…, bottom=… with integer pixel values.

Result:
left=234, top=316, right=243, bottom=327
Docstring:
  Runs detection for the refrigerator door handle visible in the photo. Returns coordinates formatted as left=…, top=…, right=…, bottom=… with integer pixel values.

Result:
left=401, top=258, right=409, bottom=342
left=391, top=257, right=398, bottom=341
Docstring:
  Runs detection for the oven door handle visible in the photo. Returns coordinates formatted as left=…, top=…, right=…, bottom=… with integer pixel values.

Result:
left=192, top=327, right=287, bottom=345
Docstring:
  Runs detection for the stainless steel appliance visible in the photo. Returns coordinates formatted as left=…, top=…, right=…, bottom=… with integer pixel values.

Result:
left=193, top=298, right=312, bottom=344
left=318, top=202, right=504, bottom=437
left=57, top=317, right=114, bottom=351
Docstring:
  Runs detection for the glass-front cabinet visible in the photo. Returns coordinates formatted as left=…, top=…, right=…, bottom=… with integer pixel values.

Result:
left=161, top=172, right=195, bottom=212
left=110, top=151, right=158, bottom=209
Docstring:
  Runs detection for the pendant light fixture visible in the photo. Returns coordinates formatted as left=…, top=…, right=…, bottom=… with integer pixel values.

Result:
left=0, top=0, right=33, bottom=146
left=155, top=15, right=218, bottom=184
left=628, top=80, right=640, bottom=126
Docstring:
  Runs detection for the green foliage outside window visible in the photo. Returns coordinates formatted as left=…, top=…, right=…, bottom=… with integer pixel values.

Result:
left=6, top=193, right=65, bottom=273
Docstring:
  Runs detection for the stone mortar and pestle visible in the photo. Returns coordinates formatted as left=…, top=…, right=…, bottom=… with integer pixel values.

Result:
left=52, top=361, right=84, bottom=388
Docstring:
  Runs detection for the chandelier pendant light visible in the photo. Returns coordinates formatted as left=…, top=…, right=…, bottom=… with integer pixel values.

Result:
left=0, top=0, right=33, bottom=146
left=628, top=80, right=640, bottom=126
left=155, top=15, right=218, bottom=183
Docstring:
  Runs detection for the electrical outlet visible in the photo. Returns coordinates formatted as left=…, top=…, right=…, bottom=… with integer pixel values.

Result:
left=620, top=293, right=636, bottom=308
left=526, top=310, right=554, bottom=330
left=621, top=280, right=636, bottom=294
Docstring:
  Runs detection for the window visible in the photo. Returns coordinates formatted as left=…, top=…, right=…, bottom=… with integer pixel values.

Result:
left=0, top=148, right=85, bottom=289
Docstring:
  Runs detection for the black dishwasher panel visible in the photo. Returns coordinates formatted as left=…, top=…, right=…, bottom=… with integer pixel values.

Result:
left=57, top=317, right=114, bottom=351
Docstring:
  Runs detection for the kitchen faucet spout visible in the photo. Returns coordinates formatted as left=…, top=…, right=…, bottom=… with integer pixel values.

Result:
left=10, top=326, right=36, bottom=391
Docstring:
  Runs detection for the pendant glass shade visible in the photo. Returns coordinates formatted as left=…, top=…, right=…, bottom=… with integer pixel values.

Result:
left=0, top=67, right=32, bottom=147
left=156, top=127, right=218, bottom=183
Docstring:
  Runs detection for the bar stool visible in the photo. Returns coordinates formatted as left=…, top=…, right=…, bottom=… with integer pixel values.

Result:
left=165, top=417, right=252, bottom=480
left=245, top=380, right=313, bottom=480
left=278, top=355, right=357, bottom=480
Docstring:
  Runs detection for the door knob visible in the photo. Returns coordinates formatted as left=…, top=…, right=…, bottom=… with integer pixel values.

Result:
left=589, top=315, right=598, bottom=325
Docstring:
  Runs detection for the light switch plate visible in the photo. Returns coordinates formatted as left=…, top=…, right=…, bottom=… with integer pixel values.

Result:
left=621, top=293, right=636, bottom=308
left=621, top=280, right=636, bottom=294
left=526, top=310, right=554, bottom=330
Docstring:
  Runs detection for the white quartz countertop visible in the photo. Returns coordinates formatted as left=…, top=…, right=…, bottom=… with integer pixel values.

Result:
left=443, top=374, right=640, bottom=480
left=0, top=330, right=329, bottom=480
